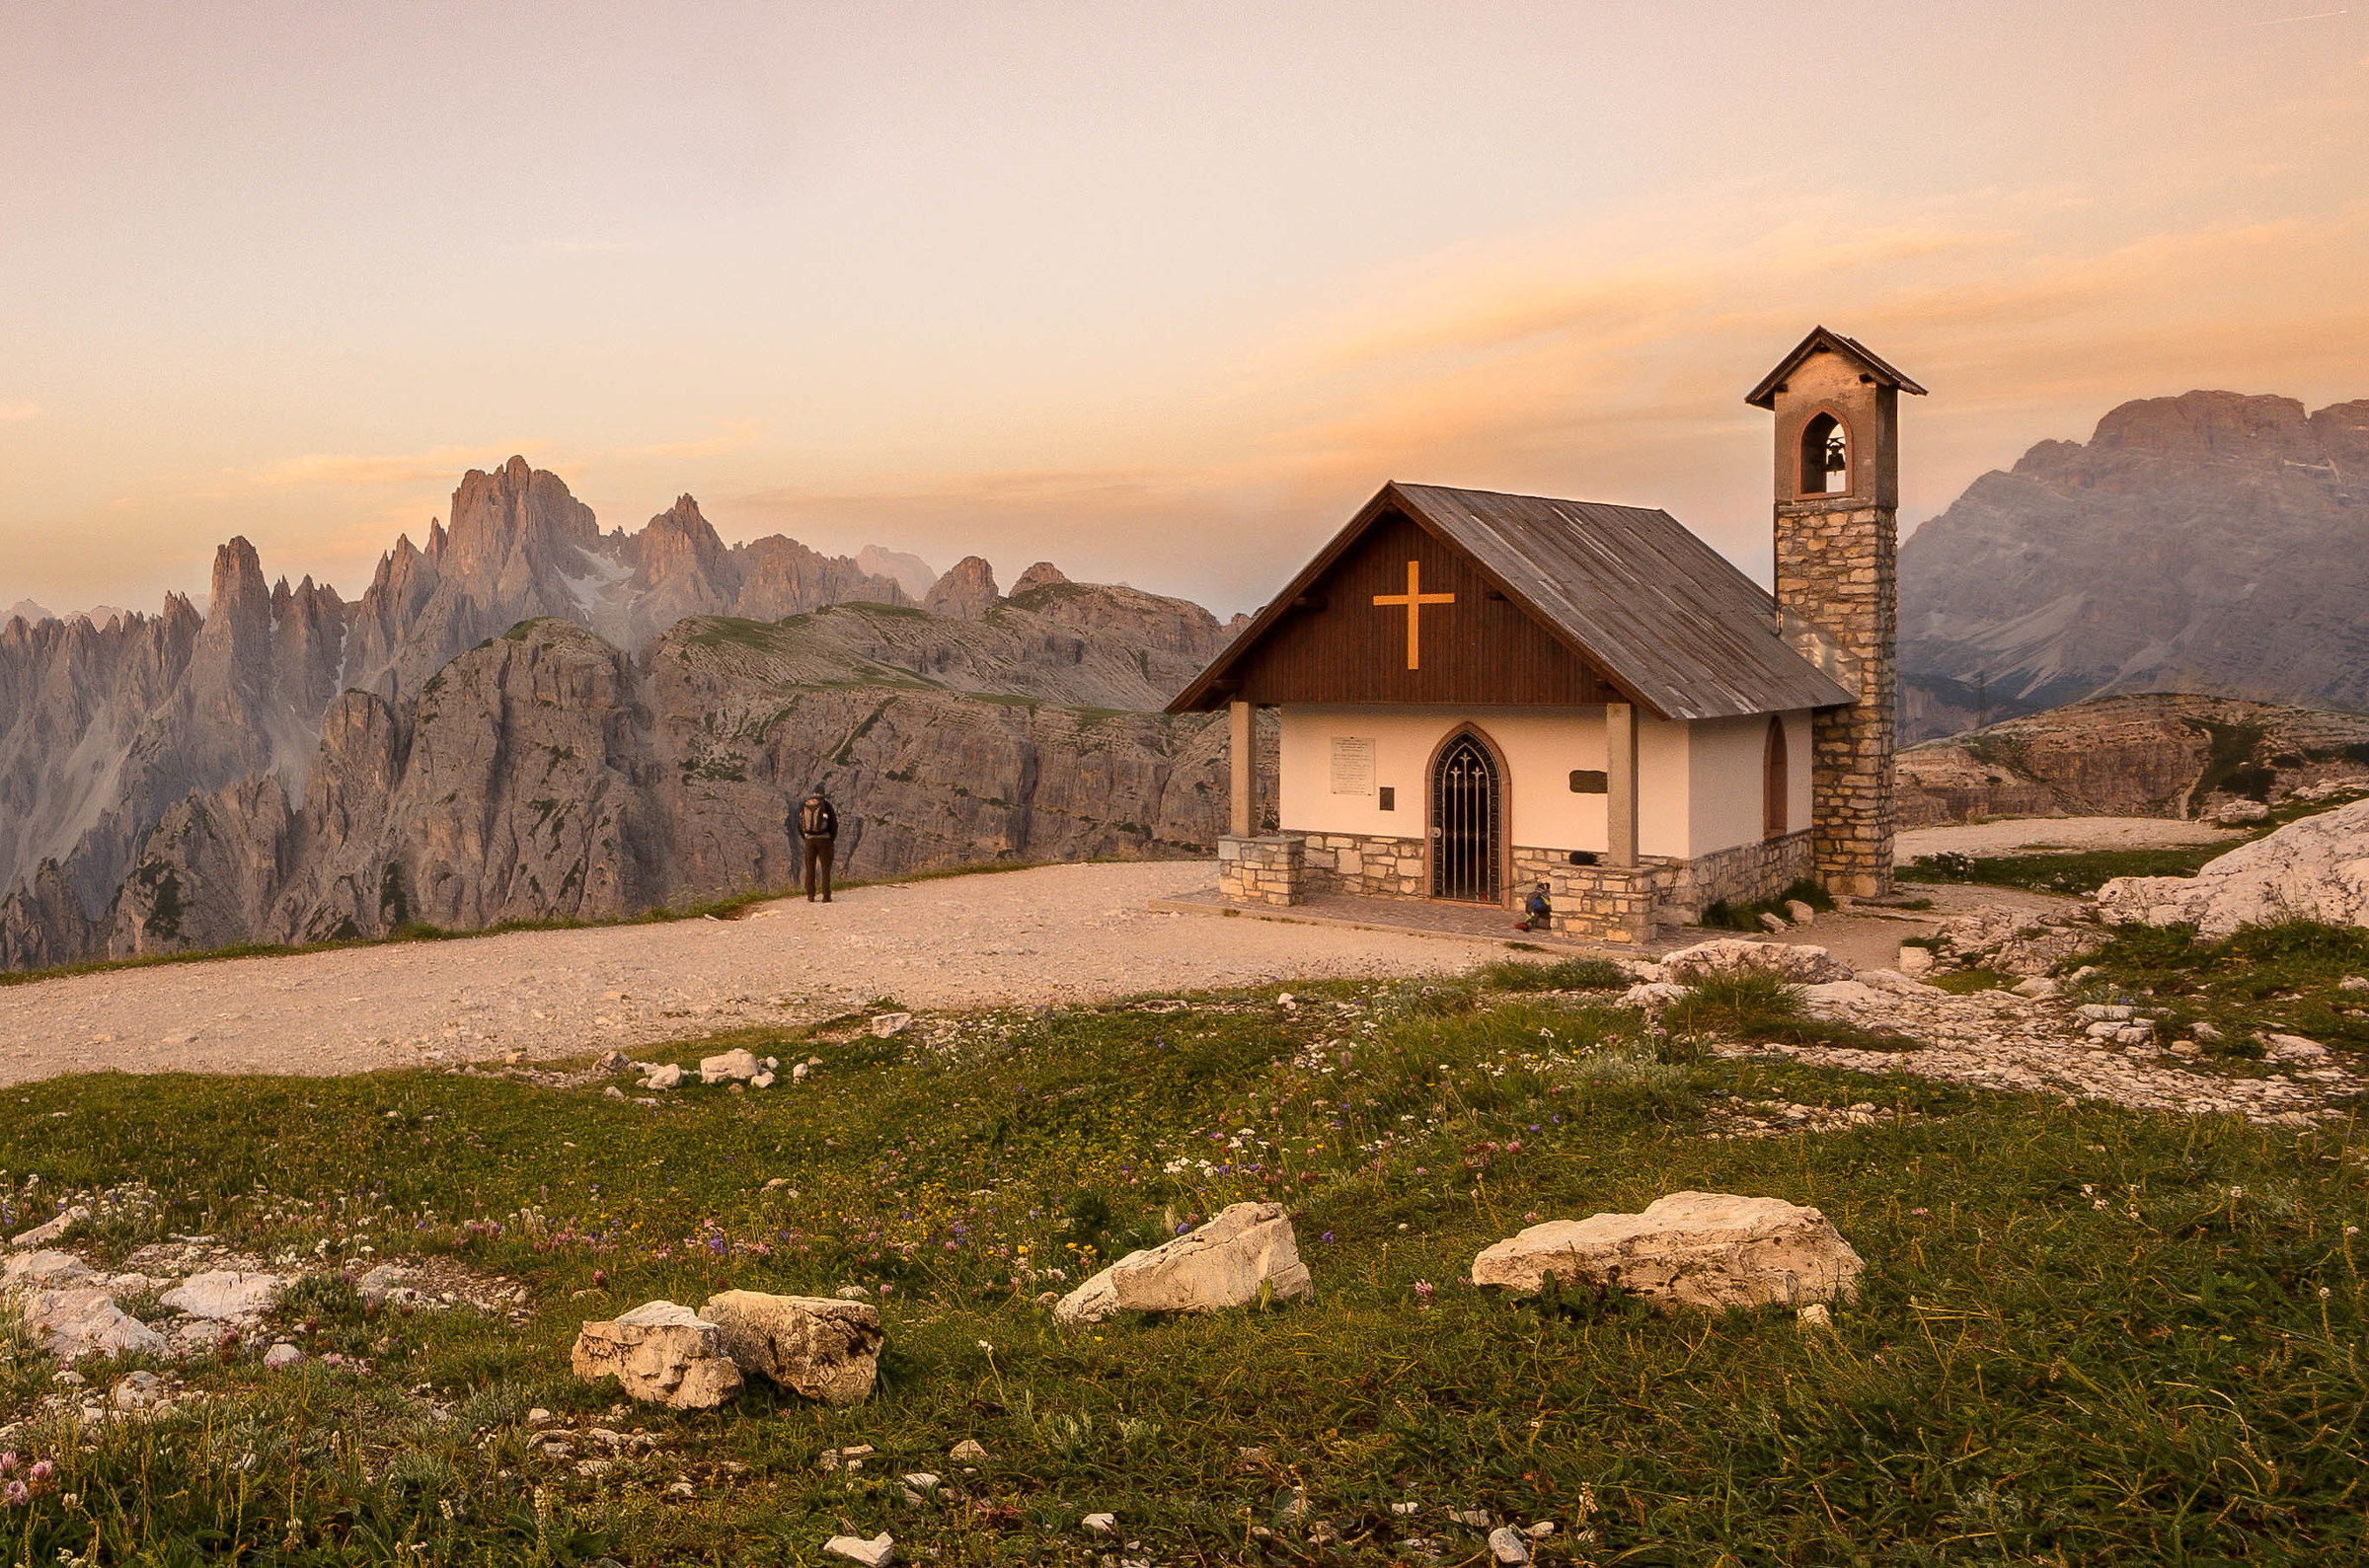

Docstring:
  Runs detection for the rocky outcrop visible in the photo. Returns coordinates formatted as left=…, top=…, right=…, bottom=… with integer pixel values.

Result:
left=1009, top=561, right=1068, bottom=597
left=1901, top=391, right=2369, bottom=739
left=1054, top=1202, right=1311, bottom=1325
left=700, top=1291, right=883, bottom=1403
left=2096, top=798, right=2369, bottom=936
left=1899, top=694, right=2369, bottom=827
left=1470, top=1193, right=1864, bottom=1311
left=571, top=1301, right=744, bottom=1409
left=920, top=557, right=1000, bottom=620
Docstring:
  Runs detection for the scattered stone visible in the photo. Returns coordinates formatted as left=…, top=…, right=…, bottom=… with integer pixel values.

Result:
left=595, top=1049, right=629, bottom=1072
left=2, top=1249, right=91, bottom=1286
left=1797, top=1302, right=1833, bottom=1331
left=1896, top=944, right=1934, bottom=978
left=1785, top=900, right=1817, bottom=927
left=2012, top=977, right=2059, bottom=999
left=640, top=1064, right=683, bottom=1091
left=700, top=1291, right=883, bottom=1404
left=2209, top=798, right=2270, bottom=826
left=2341, top=976, right=2368, bottom=993
left=602, top=1085, right=626, bottom=1100
left=793, top=1063, right=811, bottom=1083
left=11, top=1205, right=92, bottom=1248
left=1471, top=1192, right=1864, bottom=1312
left=2190, top=1020, right=2224, bottom=1043
left=1084, top=1513, right=1116, bottom=1533
left=824, top=1532, right=895, bottom=1568
left=1928, top=907, right=2100, bottom=978
left=1488, top=1526, right=1532, bottom=1564
left=751, top=1072, right=777, bottom=1089
left=764, top=1177, right=793, bottom=1191
left=699, top=1049, right=761, bottom=1085
left=571, top=1301, right=743, bottom=1410
left=835, top=1284, right=871, bottom=1299
left=1450, top=1509, right=1491, bottom=1528
left=264, top=1342, right=304, bottom=1370
left=527, top=1407, right=555, bottom=1428
left=1660, top=938, right=1852, bottom=985
left=950, top=1439, right=989, bottom=1462
left=111, top=1371, right=168, bottom=1410
left=1391, top=1502, right=1419, bottom=1517
left=1054, top=1202, right=1313, bottom=1326
left=872, top=1012, right=914, bottom=1038
left=160, top=1270, right=282, bottom=1321
left=1619, top=981, right=1688, bottom=1011
left=2075, top=1004, right=2133, bottom=1022
left=2266, top=1034, right=2331, bottom=1063
left=819, top=1444, right=875, bottom=1471
left=19, top=1286, right=167, bottom=1361
left=1757, top=911, right=1789, bottom=933
left=2097, top=798, right=2369, bottom=936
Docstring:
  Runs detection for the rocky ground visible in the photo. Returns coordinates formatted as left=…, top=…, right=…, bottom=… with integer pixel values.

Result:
left=0, top=861, right=1499, bottom=1087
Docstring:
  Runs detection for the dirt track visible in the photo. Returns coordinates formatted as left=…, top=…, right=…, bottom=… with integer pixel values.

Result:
left=0, top=861, right=1506, bottom=1087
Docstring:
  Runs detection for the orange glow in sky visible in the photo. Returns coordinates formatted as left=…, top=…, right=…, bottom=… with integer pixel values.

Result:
left=4, top=1, right=2365, bottom=616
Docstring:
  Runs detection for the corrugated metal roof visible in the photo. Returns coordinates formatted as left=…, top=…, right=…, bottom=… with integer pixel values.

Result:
left=1390, top=484, right=1853, bottom=719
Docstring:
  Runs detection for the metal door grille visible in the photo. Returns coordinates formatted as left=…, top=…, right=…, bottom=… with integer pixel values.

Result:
left=1430, top=734, right=1501, bottom=903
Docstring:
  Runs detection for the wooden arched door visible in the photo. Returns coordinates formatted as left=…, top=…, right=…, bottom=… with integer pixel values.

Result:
left=1430, top=731, right=1503, bottom=903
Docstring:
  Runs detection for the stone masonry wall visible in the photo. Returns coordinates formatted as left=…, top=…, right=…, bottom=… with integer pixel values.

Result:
left=1655, top=830, right=1815, bottom=923
left=1777, top=496, right=1896, bottom=898
left=1217, top=834, right=1304, bottom=906
left=1298, top=832, right=1426, bottom=898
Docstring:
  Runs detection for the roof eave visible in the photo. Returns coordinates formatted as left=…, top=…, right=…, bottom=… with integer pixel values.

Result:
left=1744, top=326, right=1928, bottom=410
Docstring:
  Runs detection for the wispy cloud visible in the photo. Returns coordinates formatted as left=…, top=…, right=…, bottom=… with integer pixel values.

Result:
left=240, top=421, right=762, bottom=492
left=0, top=403, right=40, bottom=422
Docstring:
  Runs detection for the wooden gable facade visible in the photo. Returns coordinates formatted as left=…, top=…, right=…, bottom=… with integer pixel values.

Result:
left=1176, top=495, right=1632, bottom=710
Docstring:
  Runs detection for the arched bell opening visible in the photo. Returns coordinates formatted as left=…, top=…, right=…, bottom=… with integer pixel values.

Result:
left=1798, top=412, right=1850, bottom=496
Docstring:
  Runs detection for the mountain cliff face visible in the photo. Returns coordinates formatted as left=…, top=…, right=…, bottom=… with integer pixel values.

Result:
left=1899, top=391, right=2369, bottom=739
left=1897, top=694, right=2369, bottom=827
left=102, top=600, right=1239, bottom=960
left=0, top=460, right=936, bottom=966
left=1, top=454, right=1244, bottom=971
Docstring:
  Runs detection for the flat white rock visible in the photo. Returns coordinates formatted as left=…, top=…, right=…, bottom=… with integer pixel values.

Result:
left=1471, top=1192, right=1864, bottom=1312
left=1054, top=1202, right=1312, bottom=1326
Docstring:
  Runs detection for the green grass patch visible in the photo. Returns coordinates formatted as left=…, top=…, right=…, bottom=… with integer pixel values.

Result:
left=2079, top=920, right=2369, bottom=1056
left=1898, top=844, right=2234, bottom=895
left=0, top=977, right=2363, bottom=1563
left=1471, top=955, right=1628, bottom=993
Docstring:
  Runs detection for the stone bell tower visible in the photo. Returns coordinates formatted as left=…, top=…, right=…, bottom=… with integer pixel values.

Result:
left=1747, top=327, right=1925, bottom=899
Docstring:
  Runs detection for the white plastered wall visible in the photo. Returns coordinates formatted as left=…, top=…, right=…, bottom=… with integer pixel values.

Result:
left=1276, top=705, right=1697, bottom=859
left=1279, top=705, right=1817, bottom=862
left=1683, top=709, right=1813, bottom=857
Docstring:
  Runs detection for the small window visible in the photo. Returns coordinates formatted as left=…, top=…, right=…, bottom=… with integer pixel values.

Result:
left=1799, top=413, right=1849, bottom=496
left=1378, top=785, right=1395, bottom=811
left=1764, top=715, right=1790, bottom=839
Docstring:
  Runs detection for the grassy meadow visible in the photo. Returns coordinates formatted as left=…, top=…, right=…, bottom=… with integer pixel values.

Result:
left=1, top=958, right=2364, bottom=1566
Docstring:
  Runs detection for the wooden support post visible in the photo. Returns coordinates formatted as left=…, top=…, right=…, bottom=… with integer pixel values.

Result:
left=1606, top=702, right=1638, bottom=867
left=1229, top=700, right=1254, bottom=838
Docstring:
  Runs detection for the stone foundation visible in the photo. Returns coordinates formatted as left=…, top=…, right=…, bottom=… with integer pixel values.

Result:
left=1655, top=831, right=1815, bottom=924
left=1273, top=826, right=1818, bottom=941
left=1217, top=834, right=1305, bottom=906
left=1297, top=832, right=1426, bottom=898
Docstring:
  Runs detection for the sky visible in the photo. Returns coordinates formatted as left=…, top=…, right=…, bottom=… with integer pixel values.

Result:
left=3, top=0, right=2365, bottom=620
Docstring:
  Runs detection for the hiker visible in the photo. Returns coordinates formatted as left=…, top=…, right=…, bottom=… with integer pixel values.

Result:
left=1515, top=881, right=1552, bottom=933
left=795, top=786, right=840, bottom=903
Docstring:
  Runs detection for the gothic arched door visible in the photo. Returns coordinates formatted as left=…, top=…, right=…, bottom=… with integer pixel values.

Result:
left=1430, top=731, right=1503, bottom=904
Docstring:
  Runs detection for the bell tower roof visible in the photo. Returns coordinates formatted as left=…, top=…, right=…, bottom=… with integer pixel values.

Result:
left=1745, top=326, right=1927, bottom=410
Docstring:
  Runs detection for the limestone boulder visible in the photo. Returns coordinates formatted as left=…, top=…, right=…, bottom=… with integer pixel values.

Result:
left=1470, top=1192, right=1864, bottom=1312
left=700, top=1291, right=883, bottom=1404
left=19, top=1286, right=167, bottom=1361
left=2, top=1249, right=92, bottom=1286
left=1660, top=938, right=1851, bottom=985
left=571, top=1301, right=744, bottom=1409
left=12, top=1205, right=91, bottom=1247
left=1054, top=1202, right=1312, bottom=1326
left=699, top=1048, right=761, bottom=1085
left=160, top=1270, right=283, bottom=1321
left=2096, top=798, right=2369, bottom=937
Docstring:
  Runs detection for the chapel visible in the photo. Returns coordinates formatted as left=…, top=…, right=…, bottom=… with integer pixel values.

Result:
left=1168, top=327, right=1923, bottom=942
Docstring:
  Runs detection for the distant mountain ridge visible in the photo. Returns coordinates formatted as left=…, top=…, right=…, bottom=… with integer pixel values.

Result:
left=1899, top=390, right=2369, bottom=740
left=0, top=460, right=1240, bottom=971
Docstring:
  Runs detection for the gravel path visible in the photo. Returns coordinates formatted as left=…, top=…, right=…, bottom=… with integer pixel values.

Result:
left=0, top=861, right=1502, bottom=1088
left=1896, top=816, right=2243, bottom=861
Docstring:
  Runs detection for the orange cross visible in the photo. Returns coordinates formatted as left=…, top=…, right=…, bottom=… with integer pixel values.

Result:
left=1372, top=559, right=1455, bottom=670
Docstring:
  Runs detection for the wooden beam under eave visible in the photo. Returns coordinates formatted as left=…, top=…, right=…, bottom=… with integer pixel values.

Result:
left=1230, top=700, right=1254, bottom=838
left=1606, top=702, right=1639, bottom=867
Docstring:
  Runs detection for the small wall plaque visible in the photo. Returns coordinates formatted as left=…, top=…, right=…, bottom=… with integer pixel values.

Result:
left=1378, top=785, right=1395, bottom=811
left=1568, top=769, right=1607, bottom=794
left=1330, top=736, right=1377, bottom=796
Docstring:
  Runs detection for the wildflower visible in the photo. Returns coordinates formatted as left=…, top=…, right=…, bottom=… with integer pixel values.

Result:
left=28, top=1460, right=50, bottom=1484
left=2, top=1480, right=25, bottom=1508
left=1413, top=1280, right=1435, bottom=1307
